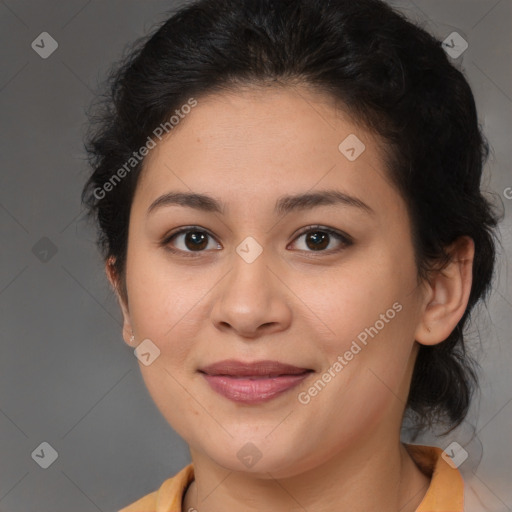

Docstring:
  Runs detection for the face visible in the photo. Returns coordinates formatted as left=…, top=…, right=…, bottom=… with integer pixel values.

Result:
left=116, top=85, right=429, bottom=478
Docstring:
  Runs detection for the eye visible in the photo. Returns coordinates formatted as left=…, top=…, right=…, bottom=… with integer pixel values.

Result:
left=289, top=225, right=352, bottom=253
left=162, top=227, right=221, bottom=256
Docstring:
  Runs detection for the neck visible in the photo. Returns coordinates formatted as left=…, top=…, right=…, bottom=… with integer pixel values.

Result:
left=183, top=436, right=430, bottom=512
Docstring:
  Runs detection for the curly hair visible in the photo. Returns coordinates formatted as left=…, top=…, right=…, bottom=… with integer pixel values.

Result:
left=82, top=0, right=502, bottom=433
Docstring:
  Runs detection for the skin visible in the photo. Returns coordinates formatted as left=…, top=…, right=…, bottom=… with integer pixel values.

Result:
left=107, top=84, right=474, bottom=512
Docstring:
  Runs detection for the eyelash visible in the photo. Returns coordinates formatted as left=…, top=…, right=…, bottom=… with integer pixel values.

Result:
left=160, top=225, right=353, bottom=258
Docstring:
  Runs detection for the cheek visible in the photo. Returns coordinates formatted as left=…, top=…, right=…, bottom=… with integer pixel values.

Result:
left=126, top=256, right=207, bottom=438
left=126, top=247, right=205, bottom=337
left=297, top=311, right=415, bottom=449
left=326, top=315, right=418, bottom=441
left=292, top=244, right=419, bottom=405
left=139, top=364, right=209, bottom=451
left=291, top=249, right=416, bottom=351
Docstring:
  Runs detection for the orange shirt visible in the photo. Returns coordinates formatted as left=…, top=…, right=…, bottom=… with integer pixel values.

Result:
left=118, top=444, right=465, bottom=512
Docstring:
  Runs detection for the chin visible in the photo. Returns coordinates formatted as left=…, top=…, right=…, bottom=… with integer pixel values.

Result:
left=199, top=438, right=308, bottom=478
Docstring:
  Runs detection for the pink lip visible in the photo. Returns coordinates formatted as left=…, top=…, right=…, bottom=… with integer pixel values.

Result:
left=199, top=359, right=313, bottom=404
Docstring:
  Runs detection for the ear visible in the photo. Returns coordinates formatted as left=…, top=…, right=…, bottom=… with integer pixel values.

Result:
left=414, top=236, right=474, bottom=346
left=105, top=256, right=136, bottom=348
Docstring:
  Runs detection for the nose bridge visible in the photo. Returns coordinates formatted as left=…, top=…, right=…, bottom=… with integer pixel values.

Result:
left=227, top=236, right=273, bottom=302
left=210, top=236, right=291, bottom=336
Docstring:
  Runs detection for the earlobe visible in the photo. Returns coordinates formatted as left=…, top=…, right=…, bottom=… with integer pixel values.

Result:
left=414, top=236, right=474, bottom=346
left=105, top=256, right=135, bottom=347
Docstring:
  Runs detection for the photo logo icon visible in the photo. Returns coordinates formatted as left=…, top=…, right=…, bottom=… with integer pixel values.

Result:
left=31, top=441, right=58, bottom=469
left=236, top=236, right=263, bottom=264
left=237, top=442, right=263, bottom=468
left=442, top=441, right=468, bottom=469
left=31, top=32, right=59, bottom=59
left=134, top=338, right=161, bottom=366
left=32, top=236, right=58, bottom=263
left=338, top=134, right=366, bottom=161
left=442, top=32, right=468, bottom=59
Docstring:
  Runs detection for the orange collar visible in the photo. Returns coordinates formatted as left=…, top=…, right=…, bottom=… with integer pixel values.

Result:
left=407, top=444, right=464, bottom=511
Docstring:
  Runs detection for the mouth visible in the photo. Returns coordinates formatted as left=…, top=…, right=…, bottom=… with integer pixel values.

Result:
left=199, top=359, right=314, bottom=404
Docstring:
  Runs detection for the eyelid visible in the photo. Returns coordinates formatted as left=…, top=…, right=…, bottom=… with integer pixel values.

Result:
left=292, top=224, right=353, bottom=244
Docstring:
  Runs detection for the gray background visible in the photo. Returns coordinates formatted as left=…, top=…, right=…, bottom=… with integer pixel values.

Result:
left=0, top=1, right=511, bottom=511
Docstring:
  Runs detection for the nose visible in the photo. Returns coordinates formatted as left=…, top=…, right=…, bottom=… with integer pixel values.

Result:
left=210, top=249, right=292, bottom=339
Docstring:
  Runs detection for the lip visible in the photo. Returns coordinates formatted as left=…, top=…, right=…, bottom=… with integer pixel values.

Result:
left=199, top=359, right=313, bottom=404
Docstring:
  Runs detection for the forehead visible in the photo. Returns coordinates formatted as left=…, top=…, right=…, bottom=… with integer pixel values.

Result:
left=135, top=86, right=401, bottom=219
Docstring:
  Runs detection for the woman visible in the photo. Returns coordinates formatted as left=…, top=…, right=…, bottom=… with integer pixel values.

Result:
left=82, top=0, right=501, bottom=510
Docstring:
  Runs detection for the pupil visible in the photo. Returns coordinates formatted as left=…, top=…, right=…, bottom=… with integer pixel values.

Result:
left=185, top=231, right=208, bottom=251
left=307, top=231, right=328, bottom=250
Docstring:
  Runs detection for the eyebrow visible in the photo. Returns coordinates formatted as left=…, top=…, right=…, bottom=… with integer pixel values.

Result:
left=146, top=189, right=374, bottom=217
